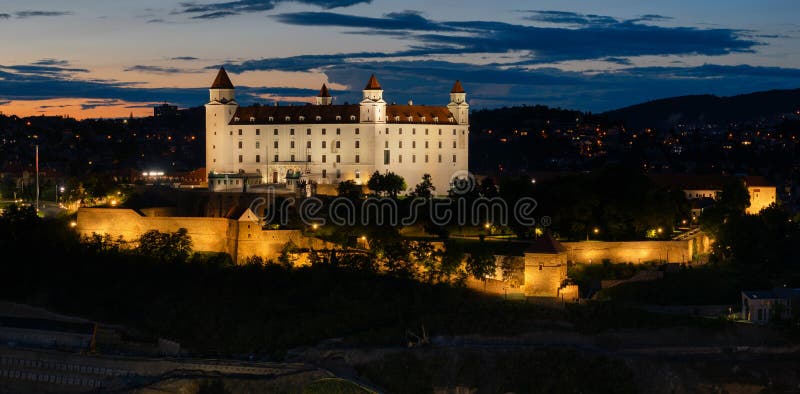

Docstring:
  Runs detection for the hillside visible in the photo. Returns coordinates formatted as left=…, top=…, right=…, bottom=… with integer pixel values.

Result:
left=603, top=88, right=800, bottom=129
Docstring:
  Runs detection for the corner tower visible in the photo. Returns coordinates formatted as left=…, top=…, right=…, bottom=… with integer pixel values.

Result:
left=205, top=67, right=239, bottom=178
left=447, top=80, right=469, bottom=125
left=315, top=83, right=332, bottom=105
left=360, top=74, right=386, bottom=123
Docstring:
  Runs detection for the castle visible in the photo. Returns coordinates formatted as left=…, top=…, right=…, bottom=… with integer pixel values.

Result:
left=205, top=67, right=469, bottom=193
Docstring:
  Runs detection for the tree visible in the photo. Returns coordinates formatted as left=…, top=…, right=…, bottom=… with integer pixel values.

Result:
left=367, top=171, right=407, bottom=198
left=337, top=180, right=363, bottom=200
left=466, top=242, right=496, bottom=280
left=136, top=228, right=193, bottom=262
left=411, top=174, right=435, bottom=199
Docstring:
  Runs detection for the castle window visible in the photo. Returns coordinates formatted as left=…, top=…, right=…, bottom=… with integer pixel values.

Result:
left=398, top=155, right=402, bottom=163
left=290, top=129, right=295, bottom=135
left=322, top=128, right=326, bottom=135
left=425, top=154, right=429, bottom=163
left=274, top=129, right=278, bottom=135
left=355, top=154, right=360, bottom=163
left=433, top=116, right=438, bottom=123
left=269, top=116, right=274, bottom=122
left=336, top=140, right=341, bottom=149
left=439, top=141, right=442, bottom=149
left=399, top=141, right=403, bottom=148
left=355, top=140, right=360, bottom=149
left=412, top=155, right=416, bottom=163
left=285, top=116, right=291, bottom=122
left=238, top=141, right=243, bottom=149
left=239, top=155, right=243, bottom=163
left=453, top=141, right=457, bottom=148
left=213, top=145, right=216, bottom=149
left=256, top=155, right=261, bottom=163
left=394, top=116, right=400, bottom=122
left=448, top=117, right=454, bottom=123
left=315, top=116, right=321, bottom=121
left=307, top=128, right=311, bottom=135
left=399, top=129, right=402, bottom=134
left=539, top=264, right=543, bottom=271
left=239, top=129, right=243, bottom=135
left=452, top=154, right=456, bottom=162
left=439, top=129, right=442, bottom=135
left=336, top=128, right=341, bottom=135
left=322, top=141, right=326, bottom=148
left=336, top=115, right=341, bottom=121
left=421, top=117, right=425, bottom=122
left=355, top=170, right=360, bottom=179
left=350, top=115, right=356, bottom=121
left=413, top=128, right=416, bottom=134
left=385, top=141, right=389, bottom=148
left=256, top=129, right=260, bottom=135
left=438, top=154, right=442, bottom=163
left=322, top=169, right=327, bottom=178
left=412, top=141, right=416, bottom=148
left=407, top=116, right=412, bottom=122
left=274, top=154, right=279, bottom=162
left=425, top=129, right=429, bottom=135
left=274, top=141, right=279, bottom=148
left=322, top=155, right=326, bottom=163
left=453, top=129, right=456, bottom=135
left=355, top=128, right=360, bottom=134
left=425, top=141, right=429, bottom=148
left=290, top=141, right=295, bottom=148
left=250, top=117, right=255, bottom=123
left=229, top=131, right=233, bottom=135
left=306, top=141, right=311, bottom=148
left=336, top=155, right=341, bottom=163
left=307, top=154, right=311, bottom=162
left=291, top=154, right=295, bottom=162
left=299, top=116, right=305, bottom=121
left=234, top=117, right=240, bottom=122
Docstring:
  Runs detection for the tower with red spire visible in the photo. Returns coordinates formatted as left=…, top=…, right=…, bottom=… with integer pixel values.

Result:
left=205, top=67, right=239, bottom=178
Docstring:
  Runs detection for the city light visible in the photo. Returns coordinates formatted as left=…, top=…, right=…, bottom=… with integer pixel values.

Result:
left=69, top=221, right=77, bottom=228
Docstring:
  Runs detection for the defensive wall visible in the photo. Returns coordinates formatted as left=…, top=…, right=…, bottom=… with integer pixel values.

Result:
left=561, top=236, right=711, bottom=264
left=76, top=208, right=331, bottom=263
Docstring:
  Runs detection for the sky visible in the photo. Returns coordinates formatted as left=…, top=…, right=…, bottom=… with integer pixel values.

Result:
left=0, top=0, right=799, bottom=119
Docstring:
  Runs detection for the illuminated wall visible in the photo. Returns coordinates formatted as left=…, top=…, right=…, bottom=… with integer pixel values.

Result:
left=746, top=186, right=777, bottom=214
left=76, top=208, right=331, bottom=263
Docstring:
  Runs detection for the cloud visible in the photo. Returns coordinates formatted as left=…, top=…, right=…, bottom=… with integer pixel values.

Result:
left=178, top=0, right=371, bottom=19
left=15, top=10, right=72, bottom=18
left=0, top=100, right=11, bottom=106
left=80, top=99, right=125, bottom=110
left=273, top=10, right=453, bottom=31
left=524, top=10, right=618, bottom=26
left=147, top=18, right=165, bottom=23
left=171, top=56, right=200, bottom=61
left=271, top=10, right=758, bottom=64
left=32, top=59, right=70, bottom=66
left=124, top=65, right=202, bottom=74
left=0, top=13, right=10, bottom=19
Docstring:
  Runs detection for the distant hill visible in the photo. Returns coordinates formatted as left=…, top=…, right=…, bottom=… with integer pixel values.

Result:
left=603, top=88, right=800, bottom=129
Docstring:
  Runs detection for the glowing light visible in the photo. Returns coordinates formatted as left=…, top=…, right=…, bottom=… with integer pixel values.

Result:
left=593, top=227, right=599, bottom=234
left=312, top=224, right=319, bottom=230
left=110, top=199, right=118, bottom=206
left=484, top=223, right=491, bottom=229
left=69, top=221, right=77, bottom=228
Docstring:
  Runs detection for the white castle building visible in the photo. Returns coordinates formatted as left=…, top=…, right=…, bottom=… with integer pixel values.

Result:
left=205, top=67, right=469, bottom=193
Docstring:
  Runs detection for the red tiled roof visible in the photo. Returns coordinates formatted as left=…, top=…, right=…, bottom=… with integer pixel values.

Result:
left=211, top=67, right=234, bottom=89
left=451, top=80, right=465, bottom=93
left=364, top=74, right=382, bottom=90
left=229, top=104, right=360, bottom=125
left=318, top=84, right=331, bottom=97
left=744, top=175, right=772, bottom=187
left=524, top=233, right=566, bottom=254
left=386, top=105, right=456, bottom=124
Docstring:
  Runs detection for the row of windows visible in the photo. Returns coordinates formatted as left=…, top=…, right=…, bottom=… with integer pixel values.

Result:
left=233, top=154, right=458, bottom=164
left=227, top=127, right=466, bottom=137
left=220, top=139, right=462, bottom=151
left=234, top=128, right=360, bottom=136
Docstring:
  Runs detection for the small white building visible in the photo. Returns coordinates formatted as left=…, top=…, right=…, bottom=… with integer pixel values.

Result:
left=205, top=67, right=469, bottom=194
left=741, top=288, right=800, bottom=323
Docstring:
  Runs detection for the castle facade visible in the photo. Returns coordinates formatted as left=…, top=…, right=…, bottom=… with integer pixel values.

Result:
left=205, top=67, right=469, bottom=193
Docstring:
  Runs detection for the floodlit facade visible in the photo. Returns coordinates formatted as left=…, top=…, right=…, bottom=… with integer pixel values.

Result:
left=205, top=67, right=469, bottom=193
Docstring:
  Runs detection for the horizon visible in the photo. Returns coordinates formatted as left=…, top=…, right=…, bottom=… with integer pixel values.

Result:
left=1, top=0, right=799, bottom=119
